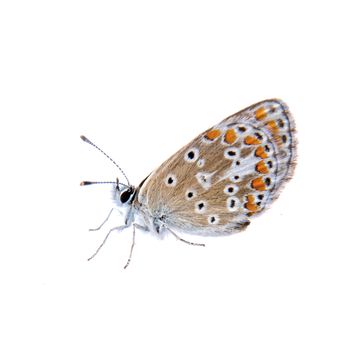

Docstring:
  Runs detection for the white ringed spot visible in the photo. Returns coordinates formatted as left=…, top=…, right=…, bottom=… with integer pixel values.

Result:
left=224, top=184, right=238, bottom=195
left=208, top=215, right=220, bottom=225
left=185, top=189, right=197, bottom=200
left=227, top=196, right=239, bottom=212
left=195, top=200, right=207, bottom=214
left=197, top=158, right=205, bottom=168
left=224, top=147, right=239, bottom=160
left=164, top=174, right=177, bottom=187
left=184, top=148, right=199, bottom=163
left=195, top=172, right=214, bottom=190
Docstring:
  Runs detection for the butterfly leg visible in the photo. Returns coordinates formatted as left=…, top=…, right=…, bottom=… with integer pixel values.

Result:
left=88, top=223, right=128, bottom=261
left=89, top=208, right=114, bottom=231
left=167, top=227, right=205, bottom=247
left=124, top=224, right=149, bottom=269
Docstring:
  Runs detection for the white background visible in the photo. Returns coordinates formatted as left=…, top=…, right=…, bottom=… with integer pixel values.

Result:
left=1, top=1, right=349, bottom=349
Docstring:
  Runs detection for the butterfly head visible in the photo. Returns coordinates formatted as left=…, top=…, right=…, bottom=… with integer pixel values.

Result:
left=80, top=135, right=136, bottom=212
left=114, top=178, right=136, bottom=207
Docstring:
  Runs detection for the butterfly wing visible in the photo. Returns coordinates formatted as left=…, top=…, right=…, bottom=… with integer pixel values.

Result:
left=136, top=99, right=296, bottom=236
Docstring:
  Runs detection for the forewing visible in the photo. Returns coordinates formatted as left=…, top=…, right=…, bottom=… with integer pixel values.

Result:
left=137, top=99, right=296, bottom=235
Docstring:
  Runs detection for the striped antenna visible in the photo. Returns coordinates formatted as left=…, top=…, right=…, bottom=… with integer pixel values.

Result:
left=80, top=180, right=128, bottom=189
left=80, top=135, right=130, bottom=186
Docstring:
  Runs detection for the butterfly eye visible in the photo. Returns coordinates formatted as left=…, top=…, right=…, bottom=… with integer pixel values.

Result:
left=120, top=188, right=134, bottom=204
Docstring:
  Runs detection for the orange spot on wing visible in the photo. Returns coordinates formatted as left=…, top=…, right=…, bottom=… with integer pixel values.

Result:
left=266, top=120, right=279, bottom=134
left=256, top=160, right=269, bottom=174
left=206, top=129, right=221, bottom=140
left=251, top=177, right=266, bottom=191
left=255, top=146, right=268, bottom=159
left=244, top=135, right=261, bottom=145
left=245, top=203, right=258, bottom=212
left=247, top=194, right=255, bottom=203
left=224, top=129, right=237, bottom=144
left=245, top=194, right=258, bottom=212
left=255, top=107, right=267, bottom=120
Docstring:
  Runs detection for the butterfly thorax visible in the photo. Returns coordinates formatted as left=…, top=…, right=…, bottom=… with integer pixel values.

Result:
left=132, top=179, right=170, bottom=234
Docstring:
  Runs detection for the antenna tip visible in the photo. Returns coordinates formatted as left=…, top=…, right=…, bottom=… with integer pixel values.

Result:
left=80, top=135, right=89, bottom=143
left=80, top=181, right=92, bottom=186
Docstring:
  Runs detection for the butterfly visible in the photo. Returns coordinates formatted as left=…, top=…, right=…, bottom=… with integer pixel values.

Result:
left=81, top=99, right=297, bottom=268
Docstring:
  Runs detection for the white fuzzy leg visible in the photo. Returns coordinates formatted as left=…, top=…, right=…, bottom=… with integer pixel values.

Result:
left=123, top=224, right=149, bottom=269
left=88, top=224, right=128, bottom=261
left=89, top=208, right=114, bottom=232
left=167, top=227, right=205, bottom=247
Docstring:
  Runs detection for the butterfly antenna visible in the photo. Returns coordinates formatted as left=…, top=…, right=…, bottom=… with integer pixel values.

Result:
left=80, top=135, right=130, bottom=186
left=80, top=180, right=128, bottom=188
